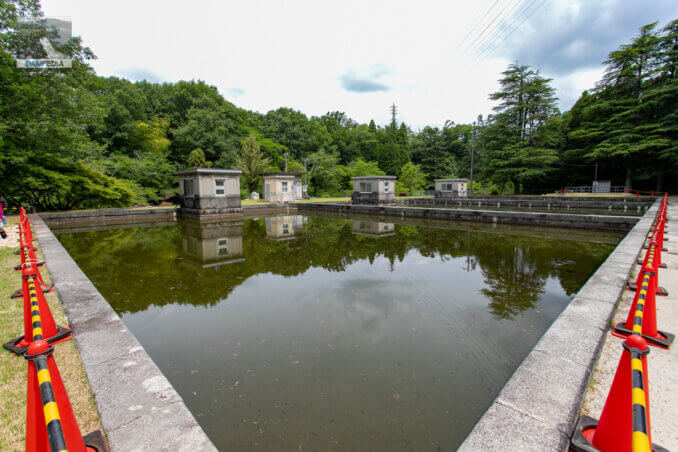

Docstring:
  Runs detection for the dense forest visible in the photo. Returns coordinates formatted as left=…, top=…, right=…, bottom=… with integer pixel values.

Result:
left=0, top=1, right=676, bottom=210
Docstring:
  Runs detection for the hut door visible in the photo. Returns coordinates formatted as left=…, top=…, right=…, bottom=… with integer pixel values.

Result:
left=265, top=183, right=271, bottom=200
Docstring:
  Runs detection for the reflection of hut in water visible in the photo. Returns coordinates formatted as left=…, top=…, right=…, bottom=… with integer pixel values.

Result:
left=179, top=219, right=245, bottom=268
left=352, top=220, right=396, bottom=238
left=265, top=215, right=306, bottom=241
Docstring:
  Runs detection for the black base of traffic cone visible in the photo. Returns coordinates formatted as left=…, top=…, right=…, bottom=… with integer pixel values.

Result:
left=612, top=323, right=675, bottom=349
left=2, top=326, right=71, bottom=355
left=83, top=429, right=109, bottom=452
left=14, top=262, right=44, bottom=270
left=637, top=259, right=668, bottom=269
left=14, top=247, right=37, bottom=255
left=627, top=281, right=668, bottom=296
left=570, top=415, right=669, bottom=452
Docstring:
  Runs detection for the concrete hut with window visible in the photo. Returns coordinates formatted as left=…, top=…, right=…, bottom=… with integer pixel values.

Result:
left=351, top=175, right=396, bottom=204
left=177, top=168, right=242, bottom=217
left=434, top=178, right=469, bottom=199
left=262, top=172, right=305, bottom=203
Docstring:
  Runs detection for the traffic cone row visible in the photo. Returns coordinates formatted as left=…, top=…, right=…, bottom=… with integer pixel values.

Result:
left=616, top=195, right=673, bottom=349
left=612, top=219, right=674, bottom=349
left=4, top=216, right=71, bottom=355
left=12, top=225, right=54, bottom=298
left=4, top=212, right=107, bottom=451
left=570, top=195, right=671, bottom=451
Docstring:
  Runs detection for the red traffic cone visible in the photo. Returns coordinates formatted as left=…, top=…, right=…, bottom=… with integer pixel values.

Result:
left=613, top=267, right=674, bottom=349
left=570, top=335, right=666, bottom=452
left=17, top=243, right=54, bottom=293
left=24, top=340, right=107, bottom=452
left=2, top=267, right=71, bottom=355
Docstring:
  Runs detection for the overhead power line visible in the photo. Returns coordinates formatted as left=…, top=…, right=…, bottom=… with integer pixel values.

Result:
left=467, top=0, right=528, bottom=55
left=474, top=0, right=538, bottom=57
left=463, top=0, right=523, bottom=55
left=476, top=0, right=549, bottom=60
left=456, top=0, right=501, bottom=50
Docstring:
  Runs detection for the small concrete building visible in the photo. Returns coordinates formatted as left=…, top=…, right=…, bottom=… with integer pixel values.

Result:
left=179, top=219, right=245, bottom=268
left=352, top=220, right=396, bottom=238
left=262, top=172, right=305, bottom=203
left=265, top=215, right=306, bottom=241
left=592, top=180, right=611, bottom=193
left=435, top=178, right=469, bottom=199
left=177, top=168, right=242, bottom=216
left=351, top=176, right=396, bottom=204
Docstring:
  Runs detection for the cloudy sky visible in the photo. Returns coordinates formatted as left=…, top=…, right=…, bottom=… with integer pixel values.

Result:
left=42, top=0, right=678, bottom=128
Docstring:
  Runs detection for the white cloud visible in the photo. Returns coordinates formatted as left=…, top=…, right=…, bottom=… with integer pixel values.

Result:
left=550, top=67, right=604, bottom=111
left=40, top=0, right=676, bottom=127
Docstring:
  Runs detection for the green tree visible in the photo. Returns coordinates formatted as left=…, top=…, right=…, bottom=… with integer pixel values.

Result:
left=306, top=151, right=342, bottom=195
left=565, top=21, right=678, bottom=190
left=590, top=24, right=661, bottom=188
left=128, top=117, right=171, bottom=155
left=399, top=161, right=426, bottom=195
left=377, top=123, right=409, bottom=176
left=349, top=159, right=384, bottom=177
left=93, top=153, right=178, bottom=203
left=480, top=63, right=560, bottom=193
left=0, top=153, right=133, bottom=210
left=412, top=126, right=454, bottom=184
left=187, top=148, right=207, bottom=168
left=236, top=134, right=270, bottom=192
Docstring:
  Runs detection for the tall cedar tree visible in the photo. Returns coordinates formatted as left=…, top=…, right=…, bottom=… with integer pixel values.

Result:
left=481, top=63, right=559, bottom=193
left=567, top=22, right=678, bottom=190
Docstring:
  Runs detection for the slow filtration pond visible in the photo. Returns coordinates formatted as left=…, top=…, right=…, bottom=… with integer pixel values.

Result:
left=54, top=212, right=622, bottom=450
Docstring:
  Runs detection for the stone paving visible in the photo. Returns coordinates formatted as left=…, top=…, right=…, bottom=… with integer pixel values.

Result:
left=582, top=197, right=678, bottom=450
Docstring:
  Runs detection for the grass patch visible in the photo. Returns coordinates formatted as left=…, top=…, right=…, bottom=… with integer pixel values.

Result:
left=0, top=216, right=102, bottom=450
left=294, top=197, right=350, bottom=203
left=241, top=199, right=271, bottom=206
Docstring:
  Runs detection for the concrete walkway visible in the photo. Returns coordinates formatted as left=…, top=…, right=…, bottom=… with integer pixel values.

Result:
left=582, top=197, right=678, bottom=449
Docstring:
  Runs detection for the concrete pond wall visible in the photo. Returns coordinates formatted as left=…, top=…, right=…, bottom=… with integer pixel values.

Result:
left=396, top=196, right=654, bottom=211
left=39, top=204, right=298, bottom=229
left=31, top=199, right=657, bottom=449
left=297, top=203, right=639, bottom=231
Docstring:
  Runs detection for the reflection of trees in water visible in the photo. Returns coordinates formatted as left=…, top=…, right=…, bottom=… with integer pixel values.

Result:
left=56, top=217, right=614, bottom=317
left=478, top=248, right=545, bottom=320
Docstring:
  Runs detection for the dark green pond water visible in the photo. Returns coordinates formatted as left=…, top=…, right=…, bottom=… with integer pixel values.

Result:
left=55, top=214, right=620, bottom=450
